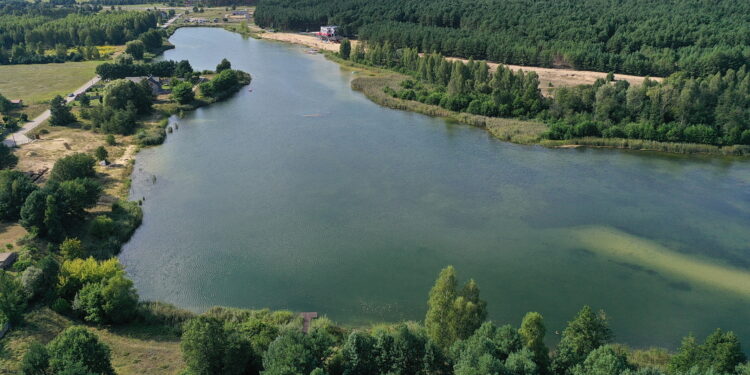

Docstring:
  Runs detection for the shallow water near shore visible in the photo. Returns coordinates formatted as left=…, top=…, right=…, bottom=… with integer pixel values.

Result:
left=121, top=27, right=750, bottom=348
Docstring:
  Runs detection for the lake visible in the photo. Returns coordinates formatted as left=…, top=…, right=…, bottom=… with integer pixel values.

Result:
left=120, top=27, right=750, bottom=348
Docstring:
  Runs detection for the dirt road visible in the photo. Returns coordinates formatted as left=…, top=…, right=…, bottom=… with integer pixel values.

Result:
left=3, top=76, right=101, bottom=147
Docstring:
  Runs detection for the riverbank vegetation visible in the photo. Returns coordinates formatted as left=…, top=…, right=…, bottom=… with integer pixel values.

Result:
left=255, top=0, right=750, bottom=78
left=2, top=265, right=748, bottom=374
left=337, top=41, right=750, bottom=155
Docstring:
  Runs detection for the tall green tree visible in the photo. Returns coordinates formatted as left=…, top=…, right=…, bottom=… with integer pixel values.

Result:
left=49, top=95, right=75, bottom=126
left=0, top=270, right=26, bottom=325
left=520, top=312, right=550, bottom=373
left=551, top=306, right=613, bottom=375
left=340, top=38, right=351, bottom=60
left=425, top=266, right=487, bottom=349
left=181, top=316, right=253, bottom=375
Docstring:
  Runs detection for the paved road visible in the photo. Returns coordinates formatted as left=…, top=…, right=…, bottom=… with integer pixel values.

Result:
left=3, top=76, right=101, bottom=147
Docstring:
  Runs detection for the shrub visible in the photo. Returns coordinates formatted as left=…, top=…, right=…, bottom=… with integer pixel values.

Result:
left=50, top=153, right=96, bottom=182
left=47, top=327, right=115, bottom=375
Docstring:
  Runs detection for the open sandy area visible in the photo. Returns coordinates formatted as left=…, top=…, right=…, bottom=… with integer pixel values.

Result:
left=258, top=31, right=662, bottom=94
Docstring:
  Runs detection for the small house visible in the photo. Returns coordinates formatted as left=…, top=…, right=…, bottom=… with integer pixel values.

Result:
left=10, top=99, right=22, bottom=107
left=125, top=76, right=168, bottom=95
left=317, top=26, right=340, bottom=42
left=0, top=252, right=17, bottom=270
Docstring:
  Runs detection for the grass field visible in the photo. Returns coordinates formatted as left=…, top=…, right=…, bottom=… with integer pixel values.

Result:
left=0, top=61, right=100, bottom=117
left=0, top=307, right=184, bottom=375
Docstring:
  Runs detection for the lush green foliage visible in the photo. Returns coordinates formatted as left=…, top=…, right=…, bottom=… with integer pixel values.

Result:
left=216, top=58, right=232, bottom=73
left=0, top=270, right=26, bottom=325
left=95, top=59, right=191, bottom=80
left=256, top=0, right=750, bottom=77
left=171, top=81, right=195, bottom=104
left=49, top=153, right=96, bottom=182
left=0, top=3, right=158, bottom=65
left=0, top=143, right=18, bottom=169
left=551, top=306, right=613, bottom=375
left=347, top=42, right=750, bottom=147
left=545, top=69, right=750, bottom=146
left=669, top=330, right=747, bottom=375
left=46, top=326, right=115, bottom=375
left=0, top=170, right=37, bottom=221
left=181, top=315, right=254, bottom=375
left=49, top=95, right=76, bottom=127
left=425, top=266, right=487, bottom=349
left=199, top=68, right=252, bottom=101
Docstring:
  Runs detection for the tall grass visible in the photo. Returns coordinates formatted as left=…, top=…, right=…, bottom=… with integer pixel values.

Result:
left=542, top=137, right=750, bottom=156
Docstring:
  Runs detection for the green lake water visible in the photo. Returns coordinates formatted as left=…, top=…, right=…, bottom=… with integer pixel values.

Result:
left=120, top=27, right=750, bottom=348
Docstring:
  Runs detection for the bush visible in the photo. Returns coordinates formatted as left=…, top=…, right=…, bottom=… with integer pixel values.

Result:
left=50, top=153, right=96, bottom=182
left=47, top=326, right=115, bottom=375
left=171, top=81, right=195, bottom=104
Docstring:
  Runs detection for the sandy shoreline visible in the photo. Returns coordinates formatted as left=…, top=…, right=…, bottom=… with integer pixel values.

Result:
left=256, top=31, right=661, bottom=93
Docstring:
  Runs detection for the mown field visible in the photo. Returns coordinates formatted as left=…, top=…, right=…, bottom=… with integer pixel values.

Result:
left=0, top=61, right=100, bottom=117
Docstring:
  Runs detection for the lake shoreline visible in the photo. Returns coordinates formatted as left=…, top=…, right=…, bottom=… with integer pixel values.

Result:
left=254, top=30, right=749, bottom=158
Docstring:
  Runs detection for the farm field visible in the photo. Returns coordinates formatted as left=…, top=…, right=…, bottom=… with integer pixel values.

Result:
left=0, top=61, right=100, bottom=117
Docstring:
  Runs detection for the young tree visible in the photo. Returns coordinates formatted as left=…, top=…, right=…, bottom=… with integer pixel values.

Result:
left=216, top=58, right=232, bottom=73
left=340, top=38, right=351, bottom=59
left=47, top=327, right=115, bottom=375
left=551, top=306, right=613, bottom=375
left=105, top=134, right=116, bottom=146
left=94, top=146, right=108, bottom=162
left=171, top=81, right=195, bottom=104
left=49, top=95, right=75, bottom=126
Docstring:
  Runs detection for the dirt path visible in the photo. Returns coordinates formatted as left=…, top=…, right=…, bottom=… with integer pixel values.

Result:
left=3, top=76, right=101, bottom=147
left=257, top=31, right=661, bottom=94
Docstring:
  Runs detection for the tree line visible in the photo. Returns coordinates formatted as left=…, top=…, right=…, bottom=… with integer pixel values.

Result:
left=5, top=265, right=748, bottom=375
left=255, top=0, right=750, bottom=77
left=342, top=41, right=750, bottom=146
left=0, top=2, right=159, bottom=65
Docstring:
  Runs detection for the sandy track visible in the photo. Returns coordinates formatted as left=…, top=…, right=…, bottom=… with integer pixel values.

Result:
left=258, top=31, right=661, bottom=93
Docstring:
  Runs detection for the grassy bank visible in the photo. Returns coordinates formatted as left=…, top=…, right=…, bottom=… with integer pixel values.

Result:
left=335, top=55, right=548, bottom=145
left=325, top=54, right=750, bottom=157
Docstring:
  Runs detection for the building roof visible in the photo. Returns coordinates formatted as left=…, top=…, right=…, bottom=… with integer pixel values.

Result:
left=0, top=252, right=17, bottom=263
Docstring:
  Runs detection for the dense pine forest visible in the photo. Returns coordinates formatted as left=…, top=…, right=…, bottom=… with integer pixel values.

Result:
left=0, top=1, right=159, bottom=64
left=255, top=0, right=750, bottom=77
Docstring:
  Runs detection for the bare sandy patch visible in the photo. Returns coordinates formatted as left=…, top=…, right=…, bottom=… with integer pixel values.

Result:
left=257, top=31, right=661, bottom=95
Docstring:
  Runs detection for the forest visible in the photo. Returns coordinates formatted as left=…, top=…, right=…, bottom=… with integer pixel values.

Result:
left=255, top=0, right=750, bottom=77
left=0, top=1, right=159, bottom=64
left=342, top=42, right=750, bottom=146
